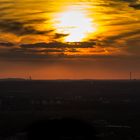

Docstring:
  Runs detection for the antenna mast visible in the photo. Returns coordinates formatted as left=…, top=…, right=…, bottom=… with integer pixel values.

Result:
left=130, top=72, right=132, bottom=80
left=29, top=76, right=32, bottom=80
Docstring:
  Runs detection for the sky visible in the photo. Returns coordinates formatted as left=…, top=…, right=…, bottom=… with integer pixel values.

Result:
left=0, top=0, right=140, bottom=79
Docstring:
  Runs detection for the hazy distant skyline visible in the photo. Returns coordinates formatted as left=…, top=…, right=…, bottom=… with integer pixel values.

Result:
left=0, top=0, right=140, bottom=79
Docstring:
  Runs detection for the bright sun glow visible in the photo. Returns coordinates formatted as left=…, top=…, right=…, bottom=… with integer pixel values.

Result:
left=54, top=9, right=97, bottom=42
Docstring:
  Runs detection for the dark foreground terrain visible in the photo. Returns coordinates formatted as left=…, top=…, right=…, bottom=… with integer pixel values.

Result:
left=0, top=80, right=140, bottom=140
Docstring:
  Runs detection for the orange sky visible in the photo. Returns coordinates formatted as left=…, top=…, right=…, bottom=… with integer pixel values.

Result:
left=0, top=58, right=140, bottom=79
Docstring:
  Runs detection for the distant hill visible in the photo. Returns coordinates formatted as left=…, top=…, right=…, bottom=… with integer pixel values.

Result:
left=0, top=78, right=27, bottom=81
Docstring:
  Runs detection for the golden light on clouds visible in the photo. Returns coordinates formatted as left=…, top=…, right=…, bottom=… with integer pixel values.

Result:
left=53, top=7, right=97, bottom=42
left=0, top=0, right=140, bottom=59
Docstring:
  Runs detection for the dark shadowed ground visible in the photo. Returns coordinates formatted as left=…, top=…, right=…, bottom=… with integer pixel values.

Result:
left=0, top=80, right=140, bottom=139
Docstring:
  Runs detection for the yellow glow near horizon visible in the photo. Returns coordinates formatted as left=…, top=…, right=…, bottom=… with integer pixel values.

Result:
left=54, top=9, right=97, bottom=42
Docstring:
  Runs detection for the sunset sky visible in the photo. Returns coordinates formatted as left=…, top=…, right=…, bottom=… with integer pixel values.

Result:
left=0, top=0, right=140, bottom=79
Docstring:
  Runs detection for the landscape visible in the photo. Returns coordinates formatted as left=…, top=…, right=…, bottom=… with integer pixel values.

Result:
left=0, top=0, right=140, bottom=139
left=0, top=80, right=140, bottom=139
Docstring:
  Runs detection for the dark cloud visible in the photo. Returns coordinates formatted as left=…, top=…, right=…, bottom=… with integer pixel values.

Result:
left=129, top=3, right=140, bottom=9
left=54, top=33, right=69, bottom=39
left=0, top=41, right=97, bottom=60
left=0, top=1, right=14, bottom=4
left=0, top=42, right=15, bottom=47
left=0, top=20, right=53, bottom=36
left=120, top=0, right=138, bottom=3
left=45, top=49, right=64, bottom=53
left=104, top=20, right=140, bottom=26
left=0, top=6, right=13, bottom=11
left=13, top=47, right=65, bottom=53
left=121, top=0, right=140, bottom=9
left=102, top=29, right=140, bottom=44
left=20, top=42, right=96, bottom=49
left=23, top=18, right=46, bottom=24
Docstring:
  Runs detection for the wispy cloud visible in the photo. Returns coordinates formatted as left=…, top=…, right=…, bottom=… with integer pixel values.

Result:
left=20, top=42, right=96, bottom=49
left=0, top=20, right=53, bottom=36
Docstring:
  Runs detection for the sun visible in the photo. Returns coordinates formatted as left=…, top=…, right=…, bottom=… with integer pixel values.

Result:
left=54, top=9, right=96, bottom=42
